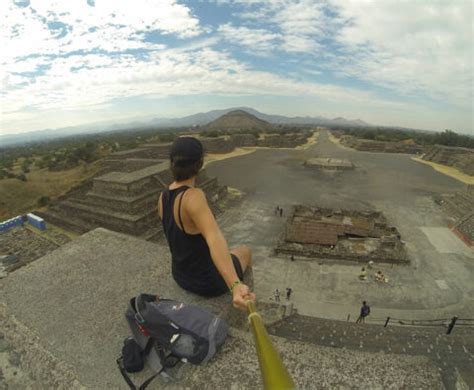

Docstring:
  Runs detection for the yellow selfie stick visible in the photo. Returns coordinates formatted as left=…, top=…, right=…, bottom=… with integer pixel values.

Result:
left=246, top=300, right=295, bottom=390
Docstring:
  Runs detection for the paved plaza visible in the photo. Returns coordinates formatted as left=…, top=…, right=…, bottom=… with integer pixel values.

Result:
left=207, top=130, right=474, bottom=321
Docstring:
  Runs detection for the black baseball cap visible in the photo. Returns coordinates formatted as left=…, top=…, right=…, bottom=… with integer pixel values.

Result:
left=170, top=136, right=204, bottom=162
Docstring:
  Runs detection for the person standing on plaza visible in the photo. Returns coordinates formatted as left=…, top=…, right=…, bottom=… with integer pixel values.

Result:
left=274, top=288, right=281, bottom=303
left=356, top=301, right=370, bottom=324
left=286, top=287, right=292, bottom=300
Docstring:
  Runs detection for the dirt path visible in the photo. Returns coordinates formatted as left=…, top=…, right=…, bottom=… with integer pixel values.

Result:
left=412, top=157, right=474, bottom=185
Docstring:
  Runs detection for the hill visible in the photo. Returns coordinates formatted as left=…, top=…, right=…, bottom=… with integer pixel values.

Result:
left=206, top=110, right=272, bottom=130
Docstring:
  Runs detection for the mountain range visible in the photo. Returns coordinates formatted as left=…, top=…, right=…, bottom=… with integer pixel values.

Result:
left=0, top=107, right=370, bottom=147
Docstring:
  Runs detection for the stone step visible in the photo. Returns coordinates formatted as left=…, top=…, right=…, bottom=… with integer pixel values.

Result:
left=35, top=208, right=96, bottom=234
left=139, top=226, right=163, bottom=242
left=57, top=200, right=158, bottom=235
left=85, top=189, right=160, bottom=213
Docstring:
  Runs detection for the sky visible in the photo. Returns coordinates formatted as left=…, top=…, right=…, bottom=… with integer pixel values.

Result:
left=1, top=0, right=472, bottom=136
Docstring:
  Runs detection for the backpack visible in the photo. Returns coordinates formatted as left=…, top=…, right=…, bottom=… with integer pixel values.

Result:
left=117, top=293, right=228, bottom=389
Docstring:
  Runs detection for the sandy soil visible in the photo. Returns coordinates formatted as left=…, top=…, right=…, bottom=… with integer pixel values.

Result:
left=204, top=147, right=256, bottom=167
left=412, top=157, right=474, bottom=185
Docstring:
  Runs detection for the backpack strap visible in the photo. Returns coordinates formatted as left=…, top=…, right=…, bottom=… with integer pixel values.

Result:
left=116, top=338, right=163, bottom=390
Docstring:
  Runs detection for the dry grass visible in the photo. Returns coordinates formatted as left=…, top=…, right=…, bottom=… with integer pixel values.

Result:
left=0, top=161, right=103, bottom=220
left=411, top=157, right=474, bottom=185
left=327, top=131, right=354, bottom=151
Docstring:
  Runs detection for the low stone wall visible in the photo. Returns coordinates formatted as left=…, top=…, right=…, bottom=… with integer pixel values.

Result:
left=422, top=145, right=474, bottom=176
left=230, top=133, right=258, bottom=147
left=341, top=136, right=424, bottom=154
left=455, top=214, right=474, bottom=245
left=200, top=137, right=235, bottom=154
left=102, top=158, right=163, bottom=173
left=258, top=133, right=310, bottom=148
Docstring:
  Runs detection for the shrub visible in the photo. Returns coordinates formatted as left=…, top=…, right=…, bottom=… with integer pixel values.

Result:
left=38, top=196, right=50, bottom=206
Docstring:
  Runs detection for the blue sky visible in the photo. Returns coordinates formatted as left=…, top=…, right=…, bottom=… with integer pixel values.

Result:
left=1, top=0, right=472, bottom=135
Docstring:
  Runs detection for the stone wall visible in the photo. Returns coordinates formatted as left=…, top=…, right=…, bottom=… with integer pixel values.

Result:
left=341, top=136, right=424, bottom=154
left=422, top=145, right=474, bottom=176
left=230, top=133, right=259, bottom=147
left=200, top=137, right=235, bottom=154
left=102, top=158, right=163, bottom=173
left=258, top=133, right=311, bottom=148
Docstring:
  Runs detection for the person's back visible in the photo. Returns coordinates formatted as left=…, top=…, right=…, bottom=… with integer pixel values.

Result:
left=158, top=137, right=255, bottom=311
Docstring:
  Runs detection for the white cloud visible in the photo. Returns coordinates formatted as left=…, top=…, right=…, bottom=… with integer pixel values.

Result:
left=329, top=1, right=473, bottom=106
left=217, top=23, right=282, bottom=53
left=1, top=1, right=472, bottom=134
left=0, top=0, right=202, bottom=64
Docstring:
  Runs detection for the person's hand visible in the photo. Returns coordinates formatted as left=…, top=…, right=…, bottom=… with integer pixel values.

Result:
left=232, top=283, right=256, bottom=311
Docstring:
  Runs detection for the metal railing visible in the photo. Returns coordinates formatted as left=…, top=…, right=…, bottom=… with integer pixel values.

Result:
left=348, top=313, right=474, bottom=334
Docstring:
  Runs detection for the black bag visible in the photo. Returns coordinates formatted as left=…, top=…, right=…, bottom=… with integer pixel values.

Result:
left=122, top=337, right=145, bottom=373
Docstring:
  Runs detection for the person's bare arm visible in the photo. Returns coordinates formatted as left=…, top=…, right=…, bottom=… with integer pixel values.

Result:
left=185, top=188, right=255, bottom=310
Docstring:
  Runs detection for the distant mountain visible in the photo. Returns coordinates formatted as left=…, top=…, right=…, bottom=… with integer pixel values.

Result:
left=1, top=107, right=371, bottom=147
left=206, top=110, right=272, bottom=130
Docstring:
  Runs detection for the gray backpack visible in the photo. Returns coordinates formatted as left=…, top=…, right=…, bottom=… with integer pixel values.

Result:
left=118, top=294, right=228, bottom=389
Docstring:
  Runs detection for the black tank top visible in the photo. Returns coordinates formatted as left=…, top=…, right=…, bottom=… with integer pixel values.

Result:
left=161, top=186, right=224, bottom=296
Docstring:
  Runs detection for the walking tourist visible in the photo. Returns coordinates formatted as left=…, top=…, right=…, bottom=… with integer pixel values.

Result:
left=158, top=136, right=256, bottom=311
left=290, top=255, right=294, bottom=262
left=274, top=289, right=281, bottom=303
left=275, top=206, right=280, bottom=216
left=279, top=208, right=283, bottom=217
left=286, top=287, right=293, bottom=300
left=356, top=301, right=371, bottom=324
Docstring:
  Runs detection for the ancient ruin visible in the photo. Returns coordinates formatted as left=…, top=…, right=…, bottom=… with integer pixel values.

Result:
left=304, top=157, right=354, bottom=171
left=37, top=163, right=226, bottom=241
left=423, top=145, right=474, bottom=176
left=435, top=185, right=474, bottom=247
left=35, top=132, right=313, bottom=241
left=339, top=135, right=424, bottom=154
left=0, top=226, right=70, bottom=277
left=276, top=205, right=408, bottom=264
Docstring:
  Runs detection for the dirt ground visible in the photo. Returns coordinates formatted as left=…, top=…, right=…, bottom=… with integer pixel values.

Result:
left=0, top=161, right=102, bottom=220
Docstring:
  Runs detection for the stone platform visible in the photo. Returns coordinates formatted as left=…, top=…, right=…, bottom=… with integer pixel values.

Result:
left=276, top=205, right=408, bottom=264
left=304, top=157, right=354, bottom=171
left=0, top=229, right=445, bottom=389
left=38, top=161, right=225, bottom=242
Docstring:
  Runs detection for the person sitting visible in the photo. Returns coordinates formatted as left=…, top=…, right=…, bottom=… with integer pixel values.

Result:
left=158, top=137, right=256, bottom=311
left=375, top=270, right=384, bottom=282
left=359, top=267, right=367, bottom=280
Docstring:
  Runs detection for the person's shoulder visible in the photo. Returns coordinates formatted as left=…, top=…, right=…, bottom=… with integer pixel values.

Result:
left=183, top=187, right=208, bottom=212
left=185, top=187, right=207, bottom=201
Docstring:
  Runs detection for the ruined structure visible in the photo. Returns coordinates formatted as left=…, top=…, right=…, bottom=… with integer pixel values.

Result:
left=276, top=205, right=407, bottom=264
left=36, top=132, right=314, bottom=240
left=304, top=157, right=354, bottom=171
left=423, top=145, right=474, bottom=176
left=0, top=226, right=70, bottom=277
left=37, top=162, right=226, bottom=241
left=340, top=136, right=424, bottom=154
left=435, top=185, right=474, bottom=247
